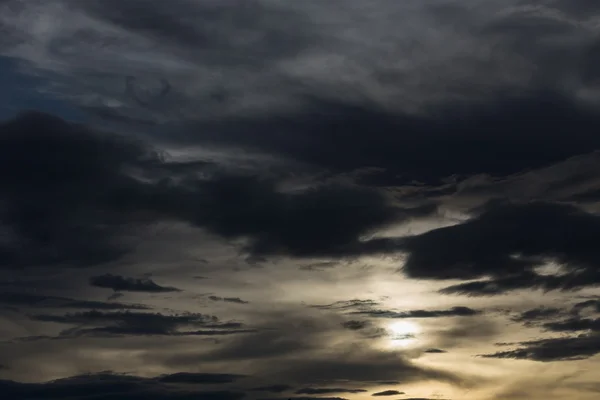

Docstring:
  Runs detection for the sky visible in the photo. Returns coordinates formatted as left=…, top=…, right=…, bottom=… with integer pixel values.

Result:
left=1, top=0, right=600, bottom=399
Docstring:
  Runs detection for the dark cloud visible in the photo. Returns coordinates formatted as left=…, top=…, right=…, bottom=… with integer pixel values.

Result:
left=483, top=333, right=600, bottom=361
left=295, top=388, right=367, bottom=395
left=0, top=372, right=245, bottom=400
left=156, top=372, right=244, bottom=385
left=424, top=348, right=447, bottom=354
left=572, top=299, right=600, bottom=314
left=299, top=261, right=338, bottom=271
left=250, top=384, right=293, bottom=393
left=208, top=296, right=249, bottom=305
left=439, top=273, right=541, bottom=296
left=372, top=390, right=405, bottom=396
left=28, top=310, right=248, bottom=338
left=0, top=292, right=149, bottom=310
left=543, top=317, right=600, bottom=332
left=511, top=307, right=562, bottom=324
left=181, top=175, right=404, bottom=258
left=311, top=299, right=380, bottom=311
left=0, top=111, right=418, bottom=266
left=0, top=111, right=162, bottom=268
left=179, top=91, right=600, bottom=185
left=338, top=320, right=386, bottom=340
left=90, top=274, right=180, bottom=293
left=350, top=306, right=480, bottom=319
left=75, top=0, right=313, bottom=67
left=341, top=320, right=370, bottom=330
left=402, top=398, right=450, bottom=400
left=258, top=397, right=348, bottom=400
left=401, top=201, right=600, bottom=293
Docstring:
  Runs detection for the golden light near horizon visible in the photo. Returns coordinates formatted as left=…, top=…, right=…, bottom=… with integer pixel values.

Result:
left=387, top=320, right=421, bottom=347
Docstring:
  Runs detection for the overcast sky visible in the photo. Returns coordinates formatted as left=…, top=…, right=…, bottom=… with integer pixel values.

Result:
left=1, top=1, right=600, bottom=399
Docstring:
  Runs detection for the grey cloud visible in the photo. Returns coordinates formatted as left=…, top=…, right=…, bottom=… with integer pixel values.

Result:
left=0, top=372, right=245, bottom=400
left=350, top=306, right=480, bottom=319
left=424, top=348, right=447, bottom=354
left=162, top=310, right=462, bottom=387
left=75, top=0, right=312, bottom=64
left=257, top=397, right=348, bottom=400
left=543, top=317, right=600, bottom=332
left=208, top=296, right=249, bottom=305
left=431, top=316, right=501, bottom=350
left=341, top=320, right=370, bottom=330
left=369, top=381, right=402, bottom=386
left=6, top=0, right=600, bottom=186
left=28, top=310, right=248, bottom=338
left=402, top=398, right=450, bottom=400
left=439, top=273, right=540, bottom=296
left=156, top=372, right=244, bottom=385
left=90, top=274, right=180, bottom=293
left=483, top=333, right=600, bottom=361
left=372, top=390, right=405, bottom=396
left=0, top=0, right=316, bottom=123
left=511, top=307, right=563, bottom=324
left=311, top=299, right=380, bottom=311
left=299, top=261, right=338, bottom=271
left=250, top=384, right=293, bottom=393
left=0, top=291, right=149, bottom=310
left=265, top=355, right=460, bottom=388
left=3, top=0, right=598, bottom=120
left=295, top=387, right=367, bottom=395
left=572, top=299, right=600, bottom=314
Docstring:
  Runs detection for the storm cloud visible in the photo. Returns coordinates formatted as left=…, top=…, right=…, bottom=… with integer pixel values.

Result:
left=90, top=274, right=180, bottom=293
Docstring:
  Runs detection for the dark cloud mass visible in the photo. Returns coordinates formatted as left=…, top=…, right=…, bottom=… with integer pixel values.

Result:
left=341, top=320, right=371, bottom=330
left=183, top=175, right=403, bottom=257
left=156, top=372, right=244, bottom=384
left=424, top=348, right=447, bottom=354
left=0, top=291, right=149, bottom=310
left=28, top=310, right=247, bottom=338
left=208, top=296, right=249, bottom=304
left=351, top=306, right=480, bottom=319
left=483, top=333, right=600, bottom=361
left=0, top=111, right=408, bottom=265
left=184, top=91, right=600, bottom=184
left=90, top=274, right=180, bottom=293
left=0, top=372, right=245, bottom=400
left=511, top=307, right=562, bottom=325
left=402, top=202, right=600, bottom=292
left=296, top=388, right=367, bottom=395
left=0, top=111, right=160, bottom=267
left=371, top=389, right=405, bottom=396
left=250, top=384, right=294, bottom=393
left=259, top=397, right=348, bottom=400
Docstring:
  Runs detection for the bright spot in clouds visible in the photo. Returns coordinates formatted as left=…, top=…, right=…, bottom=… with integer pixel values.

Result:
left=388, top=320, right=420, bottom=347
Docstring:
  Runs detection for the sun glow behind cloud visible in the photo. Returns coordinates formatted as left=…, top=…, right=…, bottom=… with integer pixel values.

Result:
left=387, top=320, right=421, bottom=347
